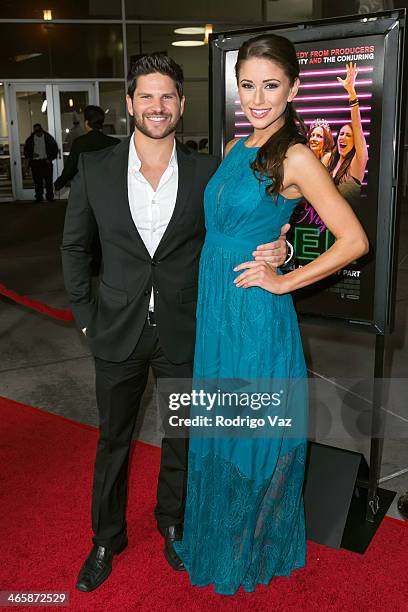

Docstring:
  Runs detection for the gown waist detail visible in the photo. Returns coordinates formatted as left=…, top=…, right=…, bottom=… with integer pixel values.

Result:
left=205, top=230, right=275, bottom=254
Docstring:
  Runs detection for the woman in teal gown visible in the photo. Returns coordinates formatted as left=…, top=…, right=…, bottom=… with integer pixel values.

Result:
left=174, top=33, right=369, bottom=595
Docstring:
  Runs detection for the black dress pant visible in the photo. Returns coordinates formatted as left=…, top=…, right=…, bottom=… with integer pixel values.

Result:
left=91, top=320, right=192, bottom=551
left=31, top=159, right=54, bottom=201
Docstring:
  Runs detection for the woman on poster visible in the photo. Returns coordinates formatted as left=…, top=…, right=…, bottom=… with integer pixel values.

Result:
left=307, top=118, right=334, bottom=166
left=328, top=62, right=369, bottom=208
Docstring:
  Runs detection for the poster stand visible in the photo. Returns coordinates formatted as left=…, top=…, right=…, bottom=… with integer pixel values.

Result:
left=366, top=333, right=390, bottom=522
left=301, top=331, right=395, bottom=552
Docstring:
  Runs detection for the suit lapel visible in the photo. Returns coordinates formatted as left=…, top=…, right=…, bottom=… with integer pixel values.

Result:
left=111, top=135, right=151, bottom=258
left=155, top=140, right=196, bottom=256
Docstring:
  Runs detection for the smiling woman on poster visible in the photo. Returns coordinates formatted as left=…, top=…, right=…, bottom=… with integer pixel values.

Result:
left=174, top=33, right=369, bottom=594
left=328, top=62, right=369, bottom=209
left=307, top=118, right=334, bottom=165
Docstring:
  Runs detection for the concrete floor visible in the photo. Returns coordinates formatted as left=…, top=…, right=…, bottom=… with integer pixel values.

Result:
left=0, top=199, right=407, bottom=521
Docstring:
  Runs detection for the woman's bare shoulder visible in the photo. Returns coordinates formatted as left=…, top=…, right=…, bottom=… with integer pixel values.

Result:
left=286, top=142, right=314, bottom=163
left=224, top=138, right=240, bottom=157
left=283, top=143, right=317, bottom=176
left=321, top=151, right=332, bottom=167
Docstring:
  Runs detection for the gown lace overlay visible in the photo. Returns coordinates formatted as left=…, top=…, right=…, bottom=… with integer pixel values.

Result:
left=174, top=138, right=308, bottom=595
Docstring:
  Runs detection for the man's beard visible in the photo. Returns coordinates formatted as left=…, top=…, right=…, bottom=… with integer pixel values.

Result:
left=133, top=112, right=180, bottom=140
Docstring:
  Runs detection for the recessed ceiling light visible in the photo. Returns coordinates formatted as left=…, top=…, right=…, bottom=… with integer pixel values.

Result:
left=15, top=53, right=42, bottom=62
left=172, top=40, right=205, bottom=47
left=174, top=27, right=205, bottom=35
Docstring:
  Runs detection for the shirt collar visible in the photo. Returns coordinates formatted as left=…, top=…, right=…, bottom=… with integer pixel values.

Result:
left=129, top=135, right=177, bottom=172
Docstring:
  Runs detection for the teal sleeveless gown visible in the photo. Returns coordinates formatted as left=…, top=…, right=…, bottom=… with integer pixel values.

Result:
left=174, top=137, right=308, bottom=595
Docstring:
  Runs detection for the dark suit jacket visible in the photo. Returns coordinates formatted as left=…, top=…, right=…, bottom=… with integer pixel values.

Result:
left=61, top=136, right=219, bottom=363
left=24, top=132, right=59, bottom=163
left=55, top=130, right=120, bottom=190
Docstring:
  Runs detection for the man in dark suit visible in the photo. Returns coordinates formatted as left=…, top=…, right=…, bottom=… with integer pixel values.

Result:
left=54, top=105, right=120, bottom=191
left=61, top=53, right=288, bottom=592
left=24, top=124, right=59, bottom=202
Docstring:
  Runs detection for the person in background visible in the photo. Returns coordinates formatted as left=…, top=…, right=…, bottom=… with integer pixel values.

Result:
left=307, top=118, right=334, bottom=166
left=24, top=123, right=58, bottom=202
left=65, top=117, right=85, bottom=151
left=54, top=106, right=120, bottom=192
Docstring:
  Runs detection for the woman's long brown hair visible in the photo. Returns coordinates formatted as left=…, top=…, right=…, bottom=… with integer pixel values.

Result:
left=235, top=34, right=308, bottom=198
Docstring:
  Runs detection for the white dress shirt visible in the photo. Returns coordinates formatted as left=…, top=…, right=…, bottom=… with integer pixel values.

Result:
left=128, top=136, right=178, bottom=311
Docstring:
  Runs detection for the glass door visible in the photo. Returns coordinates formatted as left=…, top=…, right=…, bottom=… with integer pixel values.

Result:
left=52, top=83, right=97, bottom=198
left=8, top=83, right=54, bottom=200
left=8, top=82, right=97, bottom=201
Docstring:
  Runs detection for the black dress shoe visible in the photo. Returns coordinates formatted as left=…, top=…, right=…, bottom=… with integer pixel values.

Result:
left=76, top=537, right=127, bottom=592
left=162, top=525, right=186, bottom=571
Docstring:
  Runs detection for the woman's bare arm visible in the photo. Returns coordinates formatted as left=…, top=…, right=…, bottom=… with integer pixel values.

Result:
left=233, top=143, right=369, bottom=293
left=279, top=144, right=369, bottom=291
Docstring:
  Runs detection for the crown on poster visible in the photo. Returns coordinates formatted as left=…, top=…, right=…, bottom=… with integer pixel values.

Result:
left=309, top=118, right=332, bottom=131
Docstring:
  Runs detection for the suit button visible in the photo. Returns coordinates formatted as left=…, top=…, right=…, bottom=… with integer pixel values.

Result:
left=144, top=290, right=149, bottom=296
left=151, top=259, right=156, bottom=266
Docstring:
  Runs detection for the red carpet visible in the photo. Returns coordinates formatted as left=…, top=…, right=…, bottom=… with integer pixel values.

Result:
left=1, top=396, right=407, bottom=612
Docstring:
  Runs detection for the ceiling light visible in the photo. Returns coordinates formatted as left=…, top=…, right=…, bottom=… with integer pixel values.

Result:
left=172, top=40, right=205, bottom=47
left=68, top=98, right=74, bottom=108
left=41, top=99, right=47, bottom=113
left=43, top=9, right=52, bottom=21
left=174, top=27, right=205, bottom=35
left=0, top=82, right=3, bottom=86
left=15, top=53, right=42, bottom=62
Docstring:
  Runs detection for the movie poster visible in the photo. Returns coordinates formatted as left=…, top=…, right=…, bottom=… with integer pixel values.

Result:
left=224, top=35, right=385, bottom=324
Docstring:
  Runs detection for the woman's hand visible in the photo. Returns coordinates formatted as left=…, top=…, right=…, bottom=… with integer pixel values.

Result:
left=337, top=62, right=358, bottom=97
left=233, top=261, right=289, bottom=294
